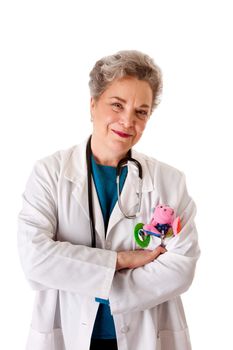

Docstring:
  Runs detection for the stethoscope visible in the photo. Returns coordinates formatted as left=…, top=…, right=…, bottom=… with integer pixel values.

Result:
left=86, top=135, right=143, bottom=247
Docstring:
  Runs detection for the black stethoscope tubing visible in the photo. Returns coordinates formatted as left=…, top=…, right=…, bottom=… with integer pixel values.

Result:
left=86, top=136, right=96, bottom=248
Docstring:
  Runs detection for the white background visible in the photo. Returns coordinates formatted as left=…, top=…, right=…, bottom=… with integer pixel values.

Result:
left=0, top=0, right=232, bottom=348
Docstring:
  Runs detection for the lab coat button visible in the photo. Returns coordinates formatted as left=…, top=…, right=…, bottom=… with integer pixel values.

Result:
left=121, top=326, right=129, bottom=333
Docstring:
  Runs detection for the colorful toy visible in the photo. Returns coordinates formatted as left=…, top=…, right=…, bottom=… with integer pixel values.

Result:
left=134, top=204, right=181, bottom=248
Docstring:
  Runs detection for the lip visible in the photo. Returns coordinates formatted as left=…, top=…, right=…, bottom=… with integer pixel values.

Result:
left=112, top=129, right=132, bottom=138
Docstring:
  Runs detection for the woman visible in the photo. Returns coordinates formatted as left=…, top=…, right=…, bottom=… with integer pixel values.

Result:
left=18, top=50, right=200, bottom=350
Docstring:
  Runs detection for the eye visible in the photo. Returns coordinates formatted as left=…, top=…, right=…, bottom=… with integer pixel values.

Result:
left=112, top=102, right=123, bottom=111
left=136, top=109, right=149, bottom=120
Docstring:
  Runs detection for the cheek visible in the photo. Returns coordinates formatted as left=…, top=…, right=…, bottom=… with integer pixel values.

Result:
left=107, top=114, right=122, bottom=127
left=93, top=110, right=113, bottom=128
left=136, top=123, right=147, bottom=136
left=99, top=107, right=118, bottom=124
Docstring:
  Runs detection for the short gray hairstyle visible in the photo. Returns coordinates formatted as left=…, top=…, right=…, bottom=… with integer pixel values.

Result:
left=89, top=50, right=163, bottom=112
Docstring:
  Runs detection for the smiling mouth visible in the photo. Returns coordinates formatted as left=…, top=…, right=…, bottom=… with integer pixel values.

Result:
left=112, top=129, right=132, bottom=138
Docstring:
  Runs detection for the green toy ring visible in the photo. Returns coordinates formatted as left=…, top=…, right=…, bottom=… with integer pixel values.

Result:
left=134, top=223, right=151, bottom=248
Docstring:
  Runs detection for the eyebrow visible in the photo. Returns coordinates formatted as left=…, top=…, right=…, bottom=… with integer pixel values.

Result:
left=110, top=96, right=150, bottom=109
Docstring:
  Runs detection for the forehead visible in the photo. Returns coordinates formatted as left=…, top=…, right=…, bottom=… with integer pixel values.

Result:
left=102, top=76, right=153, bottom=105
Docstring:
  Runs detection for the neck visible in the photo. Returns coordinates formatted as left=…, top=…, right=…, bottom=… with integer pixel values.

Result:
left=90, top=135, right=129, bottom=167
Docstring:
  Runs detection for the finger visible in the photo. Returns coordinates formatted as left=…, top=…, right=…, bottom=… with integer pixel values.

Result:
left=153, top=246, right=164, bottom=253
left=159, top=246, right=167, bottom=253
left=152, top=246, right=166, bottom=256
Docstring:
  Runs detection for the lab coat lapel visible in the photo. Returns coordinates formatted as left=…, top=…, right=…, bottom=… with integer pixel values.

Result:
left=91, top=179, right=105, bottom=240
left=106, top=165, right=138, bottom=234
left=64, top=140, right=105, bottom=242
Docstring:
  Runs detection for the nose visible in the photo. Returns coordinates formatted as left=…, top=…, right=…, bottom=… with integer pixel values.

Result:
left=119, top=110, right=135, bottom=128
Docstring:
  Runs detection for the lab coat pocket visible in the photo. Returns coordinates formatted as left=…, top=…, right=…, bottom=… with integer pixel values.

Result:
left=26, top=327, right=65, bottom=350
left=157, top=328, right=191, bottom=350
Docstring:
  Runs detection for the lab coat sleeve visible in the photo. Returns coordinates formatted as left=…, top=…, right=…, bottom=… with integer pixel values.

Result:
left=17, top=159, right=117, bottom=299
left=109, top=172, right=200, bottom=314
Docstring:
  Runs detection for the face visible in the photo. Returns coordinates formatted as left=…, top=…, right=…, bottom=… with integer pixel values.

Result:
left=154, top=205, right=175, bottom=224
left=90, top=76, right=153, bottom=163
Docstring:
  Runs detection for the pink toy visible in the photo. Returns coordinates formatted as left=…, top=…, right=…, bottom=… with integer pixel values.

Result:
left=143, top=204, right=181, bottom=237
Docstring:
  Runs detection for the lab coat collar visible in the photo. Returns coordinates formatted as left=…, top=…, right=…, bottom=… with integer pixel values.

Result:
left=131, top=148, right=154, bottom=193
left=64, top=139, right=154, bottom=192
left=63, top=140, right=88, bottom=185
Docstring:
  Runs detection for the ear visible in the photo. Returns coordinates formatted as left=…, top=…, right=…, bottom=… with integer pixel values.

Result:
left=90, top=97, right=96, bottom=122
left=90, top=97, right=96, bottom=111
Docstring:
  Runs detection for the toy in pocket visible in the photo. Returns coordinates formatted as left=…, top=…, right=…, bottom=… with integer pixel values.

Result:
left=134, top=204, right=181, bottom=248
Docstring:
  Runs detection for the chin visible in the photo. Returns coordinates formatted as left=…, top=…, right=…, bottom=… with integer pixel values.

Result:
left=109, top=139, right=131, bottom=154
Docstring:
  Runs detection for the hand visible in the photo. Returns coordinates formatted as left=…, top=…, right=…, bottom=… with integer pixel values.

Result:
left=116, top=246, right=166, bottom=271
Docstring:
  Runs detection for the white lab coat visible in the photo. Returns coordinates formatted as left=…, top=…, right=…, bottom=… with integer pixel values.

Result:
left=18, top=138, right=200, bottom=350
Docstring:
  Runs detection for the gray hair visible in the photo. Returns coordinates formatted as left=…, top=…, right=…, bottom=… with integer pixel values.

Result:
left=89, top=50, right=163, bottom=112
